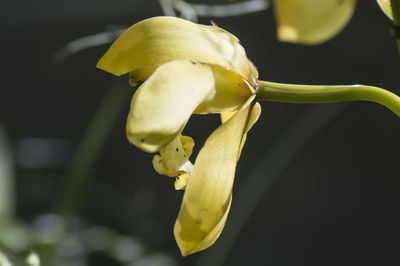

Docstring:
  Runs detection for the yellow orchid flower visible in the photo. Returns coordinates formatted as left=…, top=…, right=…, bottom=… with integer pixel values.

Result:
left=97, top=16, right=261, bottom=256
left=97, top=16, right=400, bottom=257
left=273, top=0, right=395, bottom=45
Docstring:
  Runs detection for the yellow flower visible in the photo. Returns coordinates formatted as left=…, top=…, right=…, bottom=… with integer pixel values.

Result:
left=274, top=0, right=393, bottom=45
left=97, top=16, right=261, bottom=256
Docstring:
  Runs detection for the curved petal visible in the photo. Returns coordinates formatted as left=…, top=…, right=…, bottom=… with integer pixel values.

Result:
left=220, top=110, right=237, bottom=124
left=273, top=0, right=357, bottom=45
left=238, top=102, right=261, bottom=159
left=220, top=102, right=261, bottom=159
left=127, top=60, right=213, bottom=153
left=377, top=0, right=393, bottom=19
left=97, top=16, right=258, bottom=84
left=126, top=60, right=252, bottom=153
left=194, top=64, right=254, bottom=114
left=174, top=97, right=255, bottom=256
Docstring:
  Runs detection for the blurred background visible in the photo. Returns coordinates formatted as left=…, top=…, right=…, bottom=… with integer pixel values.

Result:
left=1, top=0, right=400, bottom=265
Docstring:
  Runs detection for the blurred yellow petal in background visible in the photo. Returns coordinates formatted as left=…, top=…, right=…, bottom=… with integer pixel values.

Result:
left=274, top=0, right=357, bottom=45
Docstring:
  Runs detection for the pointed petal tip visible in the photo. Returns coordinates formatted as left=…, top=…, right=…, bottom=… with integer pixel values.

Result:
left=96, top=54, right=123, bottom=76
left=173, top=218, right=212, bottom=257
left=175, top=235, right=210, bottom=257
left=174, top=232, right=210, bottom=257
left=179, top=246, right=195, bottom=257
left=96, top=55, right=108, bottom=71
left=174, top=228, right=197, bottom=257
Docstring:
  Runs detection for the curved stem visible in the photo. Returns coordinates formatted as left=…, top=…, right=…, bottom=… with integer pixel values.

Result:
left=256, top=80, right=400, bottom=118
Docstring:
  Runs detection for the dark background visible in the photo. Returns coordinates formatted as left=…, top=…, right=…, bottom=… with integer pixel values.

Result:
left=1, top=1, right=400, bottom=266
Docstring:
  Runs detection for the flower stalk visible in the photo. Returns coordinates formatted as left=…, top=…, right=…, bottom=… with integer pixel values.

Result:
left=256, top=81, right=400, bottom=118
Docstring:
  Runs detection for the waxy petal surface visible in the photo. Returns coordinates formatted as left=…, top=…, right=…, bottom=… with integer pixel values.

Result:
left=194, top=64, right=253, bottom=114
left=126, top=60, right=213, bottom=153
left=97, top=16, right=258, bottom=83
left=126, top=60, right=252, bottom=153
left=220, top=102, right=261, bottom=159
left=174, top=99, right=255, bottom=256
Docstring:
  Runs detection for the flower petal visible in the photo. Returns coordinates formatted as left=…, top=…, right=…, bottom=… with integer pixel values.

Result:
left=127, top=60, right=213, bottom=153
left=377, top=0, right=393, bottom=19
left=220, top=110, right=237, bottom=124
left=174, top=97, right=255, bottom=256
left=126, top=60, right=252, bottom=153
left=194, top=64, right=254, bottom=114
left=220, top=102, right=261, bottom=159
left=97, top=16, right=258, bottom=84
left=238, top=102, right=261, bottom=159
left=273, top=0, right=357, bottom=45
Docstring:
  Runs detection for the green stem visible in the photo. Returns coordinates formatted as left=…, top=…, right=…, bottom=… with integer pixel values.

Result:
left=256, top=81, right=400, bottom=118
left=390, top=0, right=400, bottom=54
